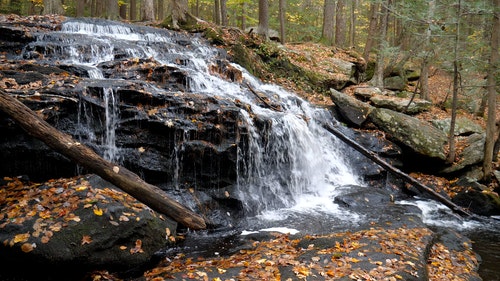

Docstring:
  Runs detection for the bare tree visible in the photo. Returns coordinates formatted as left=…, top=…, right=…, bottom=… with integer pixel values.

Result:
left=321, top=0, right=335, bottom=45
left=142, top=0, right=155, bottom=21
left=43, top=0, right=64, bottom=15
left=446, top=0, right=462, bottom=164
left=279, top=0, right=286, bottom=43
left=221, top=0, right=228, bottom=25
left=214, top=0, right=221, bottom=24
left=349, top=0, right=357, bottom=47
left=419, top=0, right=435, bottom=101
left=130, top=0, right=137, bottom=20
left=483, top=0, right=500, bottom=181
left=168, top=0, right=189, bottom=29
left=370, top=0, right=390, bottom=89
left=363, top=2, right=380, bottom=63
left=105, top=0, right=120, bottom=20
left=257, top=0, right=269, bottom=40
left=335, top=0, right=346, bottom=48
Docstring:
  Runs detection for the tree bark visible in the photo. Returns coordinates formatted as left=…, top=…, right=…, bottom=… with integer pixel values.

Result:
left=43, top=0, right=65, bottom=15
left=257, top=0, right=269, bottom=40
left=483, top=0, right=500, bottom=181
left=321, top=0, right=335, bottom=45
left=335, top=0, right=346, bottom=48
left=322, top=123, right=476, bottom=218
left=0, top=91, right=206, bottom=230
left=369, top=0, right=390, bottom=89
left=278, top=0, right=286, bottom=44
left=142, top=0, right=155, bottom=21
left=363, top=3, right=379, bottom=63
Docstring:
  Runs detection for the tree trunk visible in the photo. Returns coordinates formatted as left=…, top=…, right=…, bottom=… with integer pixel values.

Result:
left=76, top=0, right=85, bottom=17
left=169, top=0, right=189, bottom=29
left=105, top=0, right=120, bottom=20
left=130, top=0, right=137, bottom=20
left=157, top=0, right=165, bottom=21
left=335, top=0, right=346, bottom=48
left=43, top=0, right=65, bottom=15
left=142, top=0, right=155, bottom=21
left=370, top=0, right=389, bottom=89
left=419, top=0, right=435, bottom=101
left=213, top=0, right=221, bottom=24
left=363, top=3, right=379, bottom=63
left=321, top=0, right=335, bottom=45
left=349, top=0, right=357, bottom=47
left=278, top=0, right=286, bottom=44
left=221, top=0, right=227, bottom=26
left=240, top=0, right=246, bottom=30
left=446, top=0, right=461, bottom=164
left=0, top=91, right=206, bottom=230
left=483, top=0, right=500, bottom=181
left=257, top=0, right=269, bottom=40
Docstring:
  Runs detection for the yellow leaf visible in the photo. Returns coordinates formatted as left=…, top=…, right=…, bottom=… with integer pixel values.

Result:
left=93, top=207, right=104, bottom=216
left=75, top=185, right=88, bottom=191
left=13, top=232, right=30, bottom=243
left=119, top=245, right=127, bottom=250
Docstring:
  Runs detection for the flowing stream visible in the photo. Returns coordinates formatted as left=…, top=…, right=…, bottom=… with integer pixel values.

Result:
left=23, top=18, right=500, bottom=279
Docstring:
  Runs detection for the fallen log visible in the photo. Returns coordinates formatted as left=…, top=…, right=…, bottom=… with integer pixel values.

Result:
left=323, top=122, right=478, bottom=219
left=0, top=90, right=206, bottom=230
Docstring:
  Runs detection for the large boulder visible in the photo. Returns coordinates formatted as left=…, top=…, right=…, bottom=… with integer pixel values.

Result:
left=0, top=174, right=177, bottom=280
left=369, top=108, right=448, bottom=161
left=330, top=88, right=374, bottom=127
left=370, top=95, right=432, bottom=114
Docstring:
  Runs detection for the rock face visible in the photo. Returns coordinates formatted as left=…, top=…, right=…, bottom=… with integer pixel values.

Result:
left=369, top=108, right=448, bottom=161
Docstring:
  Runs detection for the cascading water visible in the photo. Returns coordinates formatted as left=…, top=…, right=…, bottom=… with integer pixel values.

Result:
left=23, top=17, right=362, bottom=219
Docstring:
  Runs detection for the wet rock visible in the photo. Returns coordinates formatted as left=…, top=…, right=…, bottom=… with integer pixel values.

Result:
left=0, top=175, right=176, bottom=280
left=452, top=177, right=500, bottom=216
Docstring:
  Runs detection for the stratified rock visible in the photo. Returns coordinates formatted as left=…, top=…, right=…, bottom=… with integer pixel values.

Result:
left=431, top=117, right=484, bottom=136
left=369, top=108, right=448, bottom=160
left=370, top=95, right=432, bottom=114
left=330, top=88, right=374, bottom=127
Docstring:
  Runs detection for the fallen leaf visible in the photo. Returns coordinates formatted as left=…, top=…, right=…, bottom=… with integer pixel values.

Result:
left=13, top=232, right=30, bottom=243
left=93, top=207, right=104, bottom=216
left=113, top=166, right=120, bottom=173
left=21, top=243, right=35, bottom=253
left=81, top=235, right=92, bottom=245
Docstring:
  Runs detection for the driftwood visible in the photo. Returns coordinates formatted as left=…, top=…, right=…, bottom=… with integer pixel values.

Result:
left=323, top=123, right=477, bottom=218
left=0, top=90, right=206, bottom=230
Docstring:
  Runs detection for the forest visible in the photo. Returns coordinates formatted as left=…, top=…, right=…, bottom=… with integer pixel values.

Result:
left=0, top=0, right=498, bottom=181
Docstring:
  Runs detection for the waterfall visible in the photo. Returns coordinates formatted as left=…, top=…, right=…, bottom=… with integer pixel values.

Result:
left=23, top=18, right=362, bottom=215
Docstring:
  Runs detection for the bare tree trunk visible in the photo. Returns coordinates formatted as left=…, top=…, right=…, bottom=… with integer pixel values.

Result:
left=257, top=0, right=269, bottom=40
left=130, top=0, right=137, bottom=20
left=447, top=0, right=461, bottom=164
left=169, top=0, right=189, bottom=29
left=142, top=0, right=155, bottom=21
left=278, top=0, right=286, bottom=43
left=221, top=0, right=228, bottom=26
left=241, top=1, right=246, bottom=30
left=363, top=3, right=379, bottom=63
left=0, top=90, right=206, bottom=230
left=43, top=0, right=65, bottom=15
left=370, top=0, right=390, bottom=89
left=105, top=0, right=120, bottom=20
left=483, top=0, right=500, bottom=181
left=349, top=0, right=357, bottom=47
left=157, top=0, right=165, bottom=20
left=335, top=0, right=346, bottom=48
left=76, top=0, right=85, bottom=17
left=214, top=0, right=221, bottom=24
left=419, top=0, right=435, bottom=101
left=321, top=0, right=335, bottom=45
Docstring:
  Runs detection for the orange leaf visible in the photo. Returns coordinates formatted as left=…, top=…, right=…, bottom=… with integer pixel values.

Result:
left=81, top=235, right=92, bottom=245
left=21, top=243, right=35, bottom=253
left=13, top=232, right=30, bottom=243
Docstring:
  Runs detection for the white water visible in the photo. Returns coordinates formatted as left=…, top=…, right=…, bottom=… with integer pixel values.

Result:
left=26, top=18, right=362, bottom=219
